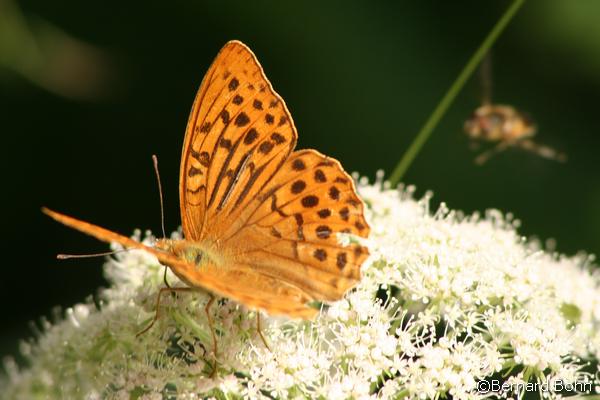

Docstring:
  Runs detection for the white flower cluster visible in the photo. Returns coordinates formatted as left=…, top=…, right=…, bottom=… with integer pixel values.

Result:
left=2, top=175, right=600, bottom=399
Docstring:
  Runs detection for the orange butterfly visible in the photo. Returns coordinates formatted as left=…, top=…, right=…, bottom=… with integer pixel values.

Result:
left=43, top=40, right=370, bottom=327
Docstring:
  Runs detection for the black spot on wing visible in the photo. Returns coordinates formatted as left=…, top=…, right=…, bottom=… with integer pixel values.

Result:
left=188, top=166, right=202, bottom=177
left=301, top=195, right=319, bottom=208
left=258, top=140, right=274, bottom=154
left=228, top=78, right=239, bottom=91
left=316, top=225, right=331, bottom=239
left=220, top=138, right=232, bottom=150
left=291, top=180, right=306, bottom=194
left=244, top=128, right=259, bottom=145
left=314, top=249, right=327, bottom=261
left=317, top=209, right=331, bottom=218
left=235, top=112, right=250, bottom=127
left=314, top=169, right=326, bottom=183
left=336, top=252, right=347, bottom=269
left=220, top=110, right=230, bottom=124
left=232, top=95, right=244, bottom=105
left=329, top=186, right=340, bottom=200
left=292, top=159, right=306, bottom=171
left=200, top=122, right=211, bottom=133
left=271, top=132, right=286, bottom=144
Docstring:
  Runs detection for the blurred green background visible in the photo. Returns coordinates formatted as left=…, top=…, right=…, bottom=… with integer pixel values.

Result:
left=1, top=0, right=599, bottom=362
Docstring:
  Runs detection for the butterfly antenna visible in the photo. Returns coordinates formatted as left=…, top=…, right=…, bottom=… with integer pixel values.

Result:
left=152, top=154, right=167, bottom=238
left=57, top=249, right=128, bottom=259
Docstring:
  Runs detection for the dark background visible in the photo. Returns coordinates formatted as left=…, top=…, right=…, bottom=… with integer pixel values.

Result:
left=1, top=1, right=599, bottom=361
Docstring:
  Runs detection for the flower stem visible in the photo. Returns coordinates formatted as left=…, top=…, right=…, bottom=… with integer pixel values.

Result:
left=171, top=308, right=212, bottom=344
left=387, top=0, right=526, bottom=186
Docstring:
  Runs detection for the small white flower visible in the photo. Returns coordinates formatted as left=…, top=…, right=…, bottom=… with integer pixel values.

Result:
left=2, top=179, right=599, bottom=399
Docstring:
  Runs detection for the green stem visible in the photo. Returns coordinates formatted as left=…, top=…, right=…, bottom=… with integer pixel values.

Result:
left=387, top=0, right=526, bottom=186
left=171, top=308, right=212, bottom=344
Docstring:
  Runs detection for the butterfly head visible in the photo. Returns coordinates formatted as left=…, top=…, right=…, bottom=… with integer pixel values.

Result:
left=156, top=239, right=228, bottom=271
left=155, top=239, right=208, bottom=267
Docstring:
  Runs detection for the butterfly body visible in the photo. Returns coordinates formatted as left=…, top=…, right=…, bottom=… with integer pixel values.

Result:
left=44, top=40, right=369, bottom=319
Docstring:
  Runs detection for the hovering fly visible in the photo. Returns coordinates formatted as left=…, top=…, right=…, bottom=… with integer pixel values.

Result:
left=464, top=54, right=566, bottom=165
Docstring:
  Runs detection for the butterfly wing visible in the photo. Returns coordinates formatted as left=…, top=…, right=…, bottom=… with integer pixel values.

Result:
left=180, top=40, right=297, bottom=241
left=42, top=208, right=317, bottom=318
left=184, top=265, right=318, bottom=318
left=43, top=207, right=166, bottom=255
left=178, top=40, right=369, bottom=314
left=218, top=149, right=370, bottom=301
left=179, top=42, right=369, bottom=306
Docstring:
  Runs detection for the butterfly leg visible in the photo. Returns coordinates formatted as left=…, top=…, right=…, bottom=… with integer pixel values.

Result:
left=204, top=294, right=218, bottom=377
left=256, top=312, right=271, bottom=351
left=162, top=266, right=171, bottom=288
left=136, top=287, right=193, bottom=337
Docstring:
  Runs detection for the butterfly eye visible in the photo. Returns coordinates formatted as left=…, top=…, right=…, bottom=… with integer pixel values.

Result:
left=181, top=247, right=204, bottom=265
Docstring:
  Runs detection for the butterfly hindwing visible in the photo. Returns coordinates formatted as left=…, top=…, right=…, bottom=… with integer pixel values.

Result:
left=182, top=265, right=318, bottom=318
left=219, top=150, right=370, bottom=300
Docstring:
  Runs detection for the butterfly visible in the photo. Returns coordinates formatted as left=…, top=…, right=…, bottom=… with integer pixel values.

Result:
left=43, top=40, right=370, bottom=323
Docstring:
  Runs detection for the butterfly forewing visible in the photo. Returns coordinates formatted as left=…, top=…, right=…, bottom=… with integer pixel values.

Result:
left=180, top=40, right=297, bottom=241
left=42, top=208, right=318, bottom=318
